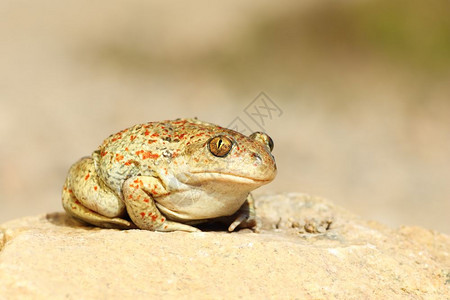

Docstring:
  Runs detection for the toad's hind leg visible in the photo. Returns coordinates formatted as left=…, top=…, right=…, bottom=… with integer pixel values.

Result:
left=62, top=157, right=134, bottom=229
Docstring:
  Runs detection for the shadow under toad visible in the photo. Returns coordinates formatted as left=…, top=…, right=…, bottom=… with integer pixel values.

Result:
left=45, top=212, right=243, bottom=233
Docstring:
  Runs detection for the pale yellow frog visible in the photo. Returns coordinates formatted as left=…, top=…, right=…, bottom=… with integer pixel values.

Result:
left=62, top=118, right=276, bottom=232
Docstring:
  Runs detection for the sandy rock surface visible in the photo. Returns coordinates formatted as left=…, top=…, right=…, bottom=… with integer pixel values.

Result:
left=1, top=193, right=449, bottom=299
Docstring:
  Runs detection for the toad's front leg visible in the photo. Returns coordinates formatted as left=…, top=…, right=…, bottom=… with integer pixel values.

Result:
left=122, top=176, right=200, bottom=232
left=228, top=193, right=257, bottom=232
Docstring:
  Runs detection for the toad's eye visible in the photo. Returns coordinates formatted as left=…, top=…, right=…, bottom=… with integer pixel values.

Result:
left=208, top=135, right=233, bottom=157
left=249, top=132, right=274, bottom=152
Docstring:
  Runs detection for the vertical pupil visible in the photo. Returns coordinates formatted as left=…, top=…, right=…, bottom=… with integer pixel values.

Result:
left=217, top=139, right=223, bottom=149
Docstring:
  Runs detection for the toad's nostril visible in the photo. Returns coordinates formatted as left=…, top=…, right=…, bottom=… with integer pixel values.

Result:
left=252, top=152, right=262, bottom=165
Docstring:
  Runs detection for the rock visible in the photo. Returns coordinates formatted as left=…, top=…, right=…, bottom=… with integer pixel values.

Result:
left=0, top=193, right=449, bottom=298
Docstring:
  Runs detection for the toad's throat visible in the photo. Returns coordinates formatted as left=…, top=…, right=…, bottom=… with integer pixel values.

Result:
left=155, top=188, right=249, bottom=221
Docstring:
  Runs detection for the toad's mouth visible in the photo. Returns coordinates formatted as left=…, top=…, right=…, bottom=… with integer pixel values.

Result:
left=178, top=171, right=273, bottom=185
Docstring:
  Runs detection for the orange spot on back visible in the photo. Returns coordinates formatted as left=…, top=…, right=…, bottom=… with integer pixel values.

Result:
left=111, top=133, right=122, bottom=142
left=142, top=151, right=159, bottom=160
left=84, top=173, right=90, bottom=180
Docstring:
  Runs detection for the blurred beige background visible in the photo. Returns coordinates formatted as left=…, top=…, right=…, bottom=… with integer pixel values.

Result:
left=1, top=0, right=449, bottom=233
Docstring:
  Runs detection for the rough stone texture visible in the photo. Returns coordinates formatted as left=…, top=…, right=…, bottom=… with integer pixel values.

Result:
left=0, top=193, right=449, bottom=299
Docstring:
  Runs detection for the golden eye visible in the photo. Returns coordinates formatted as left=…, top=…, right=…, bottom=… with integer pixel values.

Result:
left=208, top=136, right=233, bottom=157
left=267, top=135, right=274, bottom=152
